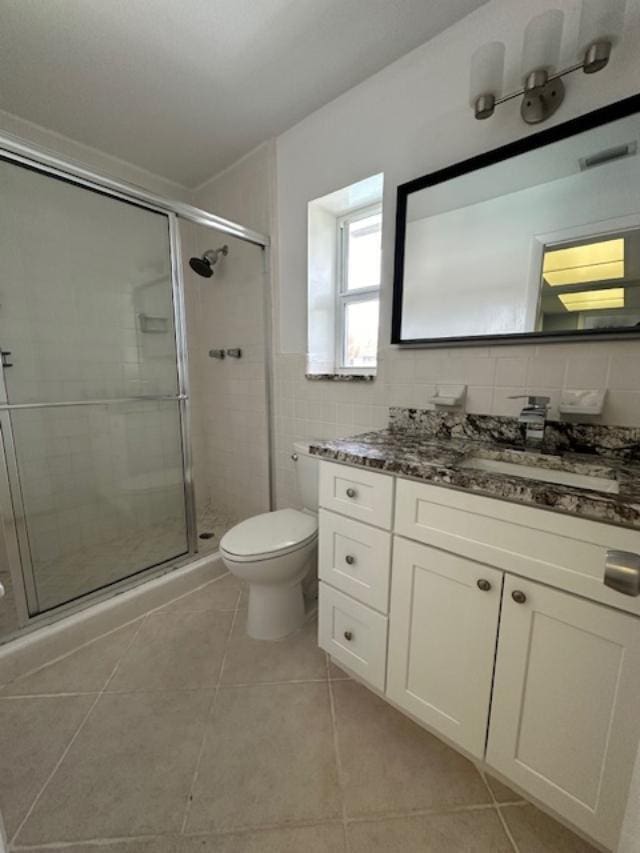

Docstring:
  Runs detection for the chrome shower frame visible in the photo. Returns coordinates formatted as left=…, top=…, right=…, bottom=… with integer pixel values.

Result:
left=0, top=131, right=273, bottom=634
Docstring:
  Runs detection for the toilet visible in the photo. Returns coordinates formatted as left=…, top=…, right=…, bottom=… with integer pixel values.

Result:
left=220, top=442, right=318, bottom=640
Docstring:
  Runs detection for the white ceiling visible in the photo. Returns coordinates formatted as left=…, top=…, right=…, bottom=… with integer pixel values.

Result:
left=0, top=0, right=488, bottom=187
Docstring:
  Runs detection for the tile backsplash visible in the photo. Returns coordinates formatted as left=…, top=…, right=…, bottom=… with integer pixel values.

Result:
left=273, top=340, right=640, bottom=508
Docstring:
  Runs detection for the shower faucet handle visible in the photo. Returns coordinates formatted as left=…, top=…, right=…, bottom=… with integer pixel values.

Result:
left=226, top=348, right=242, bottom=358
left=208, top=349, right=225, bottom=360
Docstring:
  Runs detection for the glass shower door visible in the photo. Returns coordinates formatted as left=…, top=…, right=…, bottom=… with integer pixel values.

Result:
left=0, top=159, right=193, bottom=614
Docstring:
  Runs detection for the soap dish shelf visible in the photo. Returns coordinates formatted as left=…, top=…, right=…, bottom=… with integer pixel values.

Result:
left=558, top=389, right=606, bottom=416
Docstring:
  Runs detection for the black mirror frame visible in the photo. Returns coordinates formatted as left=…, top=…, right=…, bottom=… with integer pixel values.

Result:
left=391, top=93, right=640, bottom=348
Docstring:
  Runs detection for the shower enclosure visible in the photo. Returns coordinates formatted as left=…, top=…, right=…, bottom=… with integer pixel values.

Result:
left=0, top=139, right=270, bottom=632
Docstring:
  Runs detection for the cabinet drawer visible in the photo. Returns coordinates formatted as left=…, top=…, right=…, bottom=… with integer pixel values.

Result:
left=319, top=510, right=391, bottom=612
left=319, top=461, right=394, bottom=529
left=318, top=582, right=388, bottom=691
left=395, top=477, right=640, bottom=616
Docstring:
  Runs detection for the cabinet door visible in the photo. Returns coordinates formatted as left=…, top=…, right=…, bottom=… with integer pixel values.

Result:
left=386, top=537, right=503, bottom=759
left=487, top=576, right=640, bottom=850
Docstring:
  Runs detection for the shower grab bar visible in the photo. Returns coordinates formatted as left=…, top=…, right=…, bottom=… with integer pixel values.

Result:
left=0, top=394, right=188, bottom=410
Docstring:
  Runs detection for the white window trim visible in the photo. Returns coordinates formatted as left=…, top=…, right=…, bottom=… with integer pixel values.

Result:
left=335, top=203, right=382, bottom=372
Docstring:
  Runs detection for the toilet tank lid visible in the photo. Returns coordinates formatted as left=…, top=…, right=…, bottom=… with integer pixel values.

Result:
left=220, top=509, right=317, bottom=559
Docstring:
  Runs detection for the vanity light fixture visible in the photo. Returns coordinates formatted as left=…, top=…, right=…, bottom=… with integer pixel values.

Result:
left=470, top=0, right=626, bottom=124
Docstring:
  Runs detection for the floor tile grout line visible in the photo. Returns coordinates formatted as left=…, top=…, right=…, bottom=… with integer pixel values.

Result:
left=0, top=617, right=145, bottom=690
left=179, top=584, right=242, bottom=835
left=0, top=691, right=101, bottom=700
left=345, top=801, right=506, bottom=825
left=325, top=655, right=351, bottom=853
left=9, top=817, right=350, bottom=850
left=9, top=802, right=524, bottom=850
left=478, top=770, right=521, bottom=853
left=8, top=614, right=150, bottom=850
left=1, top=572, right=235, bottom=693
left=495, top=805, right=521, bottom=853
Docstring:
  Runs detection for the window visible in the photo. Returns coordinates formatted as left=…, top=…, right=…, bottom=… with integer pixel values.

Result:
left=307, top=173, right=383, bottom=378
left=336, top=205, right=382, bottom=369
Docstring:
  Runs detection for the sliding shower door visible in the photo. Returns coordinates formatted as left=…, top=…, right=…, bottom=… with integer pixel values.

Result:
left=0, top=159, right=194, bottom=615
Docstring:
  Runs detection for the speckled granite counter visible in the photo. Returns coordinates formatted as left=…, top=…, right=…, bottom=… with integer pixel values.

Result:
left=309, top=410, right=640, bottom=531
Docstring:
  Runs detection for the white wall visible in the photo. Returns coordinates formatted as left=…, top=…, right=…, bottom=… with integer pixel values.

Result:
left=0, top=108, right=189, bottom=202
left=271, top=0, right=640, bottom=508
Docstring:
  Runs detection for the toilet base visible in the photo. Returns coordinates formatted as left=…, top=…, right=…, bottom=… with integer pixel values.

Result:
left=247, top=581, right=305, bottom=640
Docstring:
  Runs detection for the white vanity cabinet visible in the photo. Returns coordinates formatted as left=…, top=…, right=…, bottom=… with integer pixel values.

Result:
left=316, top=458, right=640, bottom=850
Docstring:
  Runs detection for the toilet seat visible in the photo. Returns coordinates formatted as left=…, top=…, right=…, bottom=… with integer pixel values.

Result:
left=220, top=509, right=318, bottom=563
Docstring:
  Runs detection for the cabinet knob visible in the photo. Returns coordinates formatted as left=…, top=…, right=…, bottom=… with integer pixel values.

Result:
left=345, top=555, right=355, bottom=566
left=477, top=579, right=491, bottom=592
left=346, top=487, right=357, bottom=498
left=511, top=590, right=527, bottom=604
left=343, top=630, right=353, bottom=641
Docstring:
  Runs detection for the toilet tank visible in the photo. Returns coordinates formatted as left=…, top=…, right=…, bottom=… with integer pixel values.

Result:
left=293, top=441, right=319, bottom=513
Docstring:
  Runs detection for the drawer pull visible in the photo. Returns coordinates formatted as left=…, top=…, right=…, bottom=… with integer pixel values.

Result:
left=511, top=590, right=527, bottom=604
left=346, top=487, right=357, bottom=498
left=604, top=550, right=640, bottom=597
left=343, top=630, right=353, bottom=641
left=477, top=578, right=491, bottom=592
left=345, top=555, right=356, bottom=565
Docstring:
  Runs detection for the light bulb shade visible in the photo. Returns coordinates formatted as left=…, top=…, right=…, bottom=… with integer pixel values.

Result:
left=469, top=41, right=505, bottom=105
left=521, top=9, right=564, bottom=80
left=578, top=0, right=626, bottom=52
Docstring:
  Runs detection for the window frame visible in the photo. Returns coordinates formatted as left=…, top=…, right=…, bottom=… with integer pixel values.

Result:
left=335, top=203, right=382, bottom=371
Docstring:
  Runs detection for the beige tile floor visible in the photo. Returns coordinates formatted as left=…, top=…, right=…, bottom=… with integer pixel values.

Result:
left=0, top=573, right=599, bottom=852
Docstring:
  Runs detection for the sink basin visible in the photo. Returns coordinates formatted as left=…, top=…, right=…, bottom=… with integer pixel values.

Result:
left=460, top=456, right=619, bottom=494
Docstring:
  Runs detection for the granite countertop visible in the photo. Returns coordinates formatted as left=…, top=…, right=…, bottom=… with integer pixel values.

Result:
left=309, top=410, right=640, bottom=531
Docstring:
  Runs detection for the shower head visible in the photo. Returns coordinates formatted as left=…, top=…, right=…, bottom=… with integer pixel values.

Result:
left=189, top=245, right=229, bottom=278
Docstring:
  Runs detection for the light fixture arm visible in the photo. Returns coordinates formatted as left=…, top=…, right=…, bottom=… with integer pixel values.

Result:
left=473, top=39, right=612, bottom=123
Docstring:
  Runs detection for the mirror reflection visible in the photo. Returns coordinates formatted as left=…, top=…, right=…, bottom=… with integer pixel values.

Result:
left=396, top=107, right=640, bottom=343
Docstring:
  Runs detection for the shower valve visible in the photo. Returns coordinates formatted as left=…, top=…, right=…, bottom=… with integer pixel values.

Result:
left=208, top=349, right=225, bottom=360
left=226, top=348, right=242, bottom=358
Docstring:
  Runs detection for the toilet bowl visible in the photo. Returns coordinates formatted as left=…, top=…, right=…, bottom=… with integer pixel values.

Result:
left=220, top=443, right=319, bottom=640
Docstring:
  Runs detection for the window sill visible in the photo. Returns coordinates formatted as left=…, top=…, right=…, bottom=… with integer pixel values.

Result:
left=305, top=372, right=376, bottom=382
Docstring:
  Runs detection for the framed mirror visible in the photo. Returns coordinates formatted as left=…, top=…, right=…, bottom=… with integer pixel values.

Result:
left=391, top=94, right=640, bottom=346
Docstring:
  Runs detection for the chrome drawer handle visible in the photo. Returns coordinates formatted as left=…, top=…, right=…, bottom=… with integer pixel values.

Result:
left=345, top=555, right=355, bottom=566
left=512, top=590, right=527, bottom=604
left=604, top=550, right=640, bottom=597
left=343, top=630, right=353, bottom=641
left=346, top=487, right=357, bottom=498
left=477, top=579, right=491, bottom=592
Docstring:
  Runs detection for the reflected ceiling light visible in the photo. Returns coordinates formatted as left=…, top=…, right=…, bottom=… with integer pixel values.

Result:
left=543, top=238, right=624, bottom=286
left=471, top=0, right=626, bottom=124
left=558, top=287, right=625, bottom=311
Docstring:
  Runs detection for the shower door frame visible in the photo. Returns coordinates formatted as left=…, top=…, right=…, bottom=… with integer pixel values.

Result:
left=0, top=135, right=272, bottom=629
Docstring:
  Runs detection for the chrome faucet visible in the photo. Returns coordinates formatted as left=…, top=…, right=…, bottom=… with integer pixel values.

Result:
left=509, top=395, right=550, bottom=447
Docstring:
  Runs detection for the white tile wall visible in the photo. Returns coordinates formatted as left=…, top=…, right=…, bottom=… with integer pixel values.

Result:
left=273, top=341, right=640, bottom=509
left=182, top=223, right=270, bottom=524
